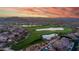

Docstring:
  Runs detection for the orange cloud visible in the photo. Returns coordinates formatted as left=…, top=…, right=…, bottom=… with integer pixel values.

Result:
left=0, top=7, right=78, bottom=18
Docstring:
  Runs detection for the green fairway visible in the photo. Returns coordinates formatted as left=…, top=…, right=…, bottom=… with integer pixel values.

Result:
left=11, top=25, right=73, bottom=50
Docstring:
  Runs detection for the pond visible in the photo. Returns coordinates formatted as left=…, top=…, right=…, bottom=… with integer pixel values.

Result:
left=36, top=28, right=64, bottom=31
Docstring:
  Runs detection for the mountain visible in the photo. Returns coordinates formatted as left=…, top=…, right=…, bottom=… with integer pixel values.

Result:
left=0, top=7, right=79, bottom=18
left=0, top=17, right=79, bottom=27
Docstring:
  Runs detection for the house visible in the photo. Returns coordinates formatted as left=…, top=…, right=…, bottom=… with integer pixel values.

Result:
left=0, top=34, right=8, bottom=43
left=42, top=34, right=58, bottom=41
left=0, top=43, right=7, bottom=48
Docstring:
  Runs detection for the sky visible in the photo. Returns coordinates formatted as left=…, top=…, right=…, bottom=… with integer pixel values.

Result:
left=0, top=7, right=79, bottom=18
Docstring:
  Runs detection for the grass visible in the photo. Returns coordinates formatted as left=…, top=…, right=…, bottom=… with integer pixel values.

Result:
left=11, top=25, right=73, bottom=50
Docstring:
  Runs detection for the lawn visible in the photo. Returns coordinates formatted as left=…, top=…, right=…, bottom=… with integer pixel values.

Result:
left=11, top=25, right=73, bottom=50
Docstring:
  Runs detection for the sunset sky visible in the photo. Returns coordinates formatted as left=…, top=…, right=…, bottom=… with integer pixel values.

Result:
left=0, top=7, right=79, bottom=18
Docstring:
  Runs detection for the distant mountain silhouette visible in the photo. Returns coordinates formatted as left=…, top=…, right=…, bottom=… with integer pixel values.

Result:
left=0, top=17, right=79, bottom=27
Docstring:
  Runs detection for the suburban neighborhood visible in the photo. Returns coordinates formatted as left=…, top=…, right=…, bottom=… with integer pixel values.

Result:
left=0, top=25, right=28, bottom=50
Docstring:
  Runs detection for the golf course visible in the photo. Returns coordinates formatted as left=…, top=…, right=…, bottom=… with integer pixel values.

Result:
left=11, top=25, right=73, bottom=50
